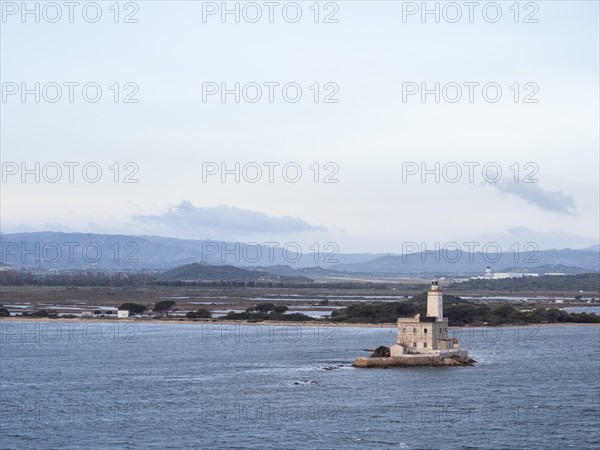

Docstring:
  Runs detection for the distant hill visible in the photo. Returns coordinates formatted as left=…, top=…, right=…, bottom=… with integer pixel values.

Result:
left=249, top=265, right=347, bottom=279
left=331, top=248, right=600, bottom=274
left=1, top=232, right=598, bottom=275
left=157, top=263, right=312, bottom=282
left=0, top=232, right=212, bottom=271
left=0, top=232, right=384, bottom=271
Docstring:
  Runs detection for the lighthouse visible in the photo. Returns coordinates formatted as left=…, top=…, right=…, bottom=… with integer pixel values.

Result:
left=355, top=279, right=473, bottom=366
left=427, top=280, right=443, bottom=321
left=388, top=279, right=469, bottom=360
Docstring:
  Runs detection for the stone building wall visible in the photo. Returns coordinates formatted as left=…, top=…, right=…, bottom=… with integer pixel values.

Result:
left=397, top=317, right=449, bottom=350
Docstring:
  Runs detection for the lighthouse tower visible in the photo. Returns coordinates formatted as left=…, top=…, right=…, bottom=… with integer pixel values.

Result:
left=427, top=280, right=443, bottom=321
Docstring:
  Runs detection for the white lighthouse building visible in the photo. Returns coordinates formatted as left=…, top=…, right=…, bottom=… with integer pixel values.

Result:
left=390, top=280, right=468, bottom=358
left=427, top=280, right=443, bottom=321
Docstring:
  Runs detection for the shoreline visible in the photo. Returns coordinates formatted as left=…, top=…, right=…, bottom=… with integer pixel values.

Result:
left=0, top=317, right=598, bottom=328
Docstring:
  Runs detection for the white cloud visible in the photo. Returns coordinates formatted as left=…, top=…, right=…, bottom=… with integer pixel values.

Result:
left=487, top=179, right=577, bottom=216
left=130, top=201, right=328, bottom=240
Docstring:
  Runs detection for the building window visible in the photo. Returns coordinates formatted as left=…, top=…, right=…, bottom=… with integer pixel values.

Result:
left=424, top=342, right=427, bottom=348
left=413, top=328, right=416, bottom=333
left=424, top=328, right=427, bottom=333
left=413, top=342, right=417, bottom=347
left=403, top=328, right=406, bottom=333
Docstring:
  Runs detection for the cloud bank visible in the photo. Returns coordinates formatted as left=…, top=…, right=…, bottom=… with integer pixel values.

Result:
left=487, top=179, right=577, bottom=216
left=131, top=201, right=327, bottom=239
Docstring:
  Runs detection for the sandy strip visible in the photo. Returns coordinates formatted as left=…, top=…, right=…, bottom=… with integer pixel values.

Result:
left=0, top=318, right=597, bottom=328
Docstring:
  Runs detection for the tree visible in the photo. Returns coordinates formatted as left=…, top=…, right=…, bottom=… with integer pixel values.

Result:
left=251, top=303, right=275, bottom=313
left=119, top=303, right=147, bottom=315
left=154, top=300, right=176, bottom=316
left=25, top=310, right=49, bottom=317
left=491, top=305, right=517, bottom=323
left=195, top=308, right=212, bottom=318
left=186, top=308, right=212, bottom=319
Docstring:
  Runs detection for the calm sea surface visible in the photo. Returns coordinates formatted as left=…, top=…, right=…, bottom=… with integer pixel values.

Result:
left=1, top=322, right=599, bottom=449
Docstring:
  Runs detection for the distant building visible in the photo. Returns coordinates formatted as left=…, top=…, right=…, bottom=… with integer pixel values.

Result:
left=493, top=272, right=539, bottom=279
left=117, top=310, right=130, bottom=319
left=472, top=267, right=539, bottom=280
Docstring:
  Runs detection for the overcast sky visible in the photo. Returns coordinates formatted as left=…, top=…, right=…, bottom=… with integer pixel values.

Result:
left=1, top=1, right=598, bottom=253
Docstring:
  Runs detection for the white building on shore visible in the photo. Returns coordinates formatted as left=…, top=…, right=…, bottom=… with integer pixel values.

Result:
left=472, top=266, right=539, bottom=280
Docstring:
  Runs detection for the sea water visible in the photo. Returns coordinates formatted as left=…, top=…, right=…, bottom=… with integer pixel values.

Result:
left=0, top=322, right=599, bottom=449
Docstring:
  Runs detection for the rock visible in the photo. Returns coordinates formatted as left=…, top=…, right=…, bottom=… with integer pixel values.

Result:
left=292, top=380, right=318, bottom=385
left=353, top=354, right=476, bottom=368
left=371, top=346, right=390, bottom=358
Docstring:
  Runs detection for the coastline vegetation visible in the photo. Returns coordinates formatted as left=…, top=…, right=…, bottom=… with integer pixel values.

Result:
left=328, top=293, right=600, bottom=325
left=219, top=303, right=313, bottom=322
left=448, top=273, right=599, bottom=292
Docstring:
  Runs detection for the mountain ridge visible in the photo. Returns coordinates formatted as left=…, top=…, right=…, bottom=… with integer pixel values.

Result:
left=1, top=231, right=598, bottom=274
